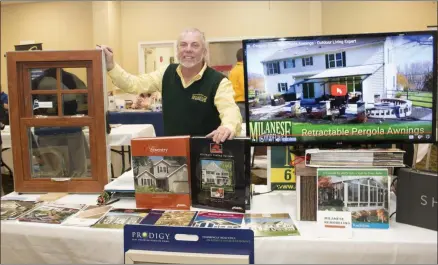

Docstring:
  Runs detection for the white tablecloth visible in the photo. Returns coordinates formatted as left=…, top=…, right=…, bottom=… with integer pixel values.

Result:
left=1, top=189, right=436, bottom=264
left=1, top=124, right=156, bottom=149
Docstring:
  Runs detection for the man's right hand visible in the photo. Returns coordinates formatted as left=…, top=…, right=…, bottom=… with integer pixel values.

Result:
left=97, top=45, right=115, bottom=71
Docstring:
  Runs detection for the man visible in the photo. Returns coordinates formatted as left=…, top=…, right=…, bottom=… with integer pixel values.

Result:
left=229, top=48, right=245, bottom=120
left=0, top=100, right=6, bottom=196
left=98, top=28, right=242, bottom=143
left=0, top=90, right=8, bottom=110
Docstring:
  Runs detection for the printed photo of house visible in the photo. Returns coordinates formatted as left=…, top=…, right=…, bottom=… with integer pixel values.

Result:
left=318, top=175, right=389, bottom=211
left=246, top=220, right=297, bottom=232
left=243, top=213, right=300, bottom=237
left=133, top=156, right=189, bottom=194
left=201, top=160, right=234, bottom=192
left=192, top=218, right=241, bottom=229
left=192, top=212, right=243, bottom=229
left=317, top=174, right=390, bottom=228
left=246, top=34, right=434, bottom=123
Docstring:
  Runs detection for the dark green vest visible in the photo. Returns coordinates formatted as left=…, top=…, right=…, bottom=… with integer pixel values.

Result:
left=162, top=64, right=224, bottom=136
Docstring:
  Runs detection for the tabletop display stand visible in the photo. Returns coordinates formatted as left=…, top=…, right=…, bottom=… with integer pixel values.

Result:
left=6, top=50, right=110, bottom=193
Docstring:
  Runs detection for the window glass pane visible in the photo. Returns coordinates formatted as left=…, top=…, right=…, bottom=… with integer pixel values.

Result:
left=336, top=53, right=342, bottom=60
left=363, top=184, right=369, bottom=202
left=30, top=68, right=88, bottom=91
left=31, top=94, right=88, bottom=116
left=31, top=68, right=56, bottom=90
left=329, top=54, right=335, bottom=60
left=63, top=94, right=88, bottom=116
left=303, top=85, right=309, bottom=99
left=329, top=61, right=335, bottom=68
left=32, top=94, right=58, bottom=116
left=61, top=68, right=88, bottom=89
left=355, top=82, right=363, bottom=92
left=353, top=183, right=358, bottom=202
left=28, top=126, right=91, bottom=179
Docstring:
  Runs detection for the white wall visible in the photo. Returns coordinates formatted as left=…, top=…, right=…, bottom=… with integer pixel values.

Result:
left=384, top=64, right=398, bottom=98
left=345, top=44, right=384, bottom=66
left=363, top=66, right=385, bottom=105
left=265, top=74, right=295, bottom=95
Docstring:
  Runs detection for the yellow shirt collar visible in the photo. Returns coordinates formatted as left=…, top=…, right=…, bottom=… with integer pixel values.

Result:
left=176, top=62, right=208, bottom=84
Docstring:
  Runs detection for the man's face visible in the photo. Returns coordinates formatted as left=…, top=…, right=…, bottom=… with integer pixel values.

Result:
left=177, top=32, right=206, bottom=68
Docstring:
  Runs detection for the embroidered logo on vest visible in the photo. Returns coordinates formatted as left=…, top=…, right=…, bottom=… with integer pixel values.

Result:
left=191, top=94, right=208, bottom=103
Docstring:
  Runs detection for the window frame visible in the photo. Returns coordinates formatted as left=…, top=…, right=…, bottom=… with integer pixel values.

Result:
left=266, top=62, right=280, bottom=75
left=327, top=52, right=344, bottom=68
left=277, top=82, right=288, bottom=92
left=302, top=57, right=313, bottom=67
left=303, top=83, right=315, bottom=99
left=283, top=59, right=295, bottom=69
left=6, top=50, right=109, bottom=193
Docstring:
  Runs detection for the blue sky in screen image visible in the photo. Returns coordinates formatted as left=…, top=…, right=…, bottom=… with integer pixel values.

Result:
left=244, top=34, right=434, bottom=76
left=390, top=35, right=434, bottom=72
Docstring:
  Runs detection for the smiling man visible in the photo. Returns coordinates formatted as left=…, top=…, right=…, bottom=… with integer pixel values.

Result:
left=99, top=28, right=242, bottom=143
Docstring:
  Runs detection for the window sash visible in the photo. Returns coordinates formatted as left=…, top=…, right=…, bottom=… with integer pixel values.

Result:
left=327, top=52, right=344, bottom=68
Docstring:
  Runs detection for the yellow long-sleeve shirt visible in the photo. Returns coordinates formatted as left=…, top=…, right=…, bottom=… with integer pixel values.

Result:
left=228, top=62, right=245, bottom=102
left=107, top=63, right=242, bottom=136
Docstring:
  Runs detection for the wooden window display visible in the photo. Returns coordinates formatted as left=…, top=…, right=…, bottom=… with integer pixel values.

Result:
left=6, top=50, right=109, bottom=193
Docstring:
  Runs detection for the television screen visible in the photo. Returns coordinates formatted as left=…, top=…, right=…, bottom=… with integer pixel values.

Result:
left=243, top=31, right=437, bottom=145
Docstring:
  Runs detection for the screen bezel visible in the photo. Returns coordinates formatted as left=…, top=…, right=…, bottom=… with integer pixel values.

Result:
left=243, top=30, right=438, bottom=146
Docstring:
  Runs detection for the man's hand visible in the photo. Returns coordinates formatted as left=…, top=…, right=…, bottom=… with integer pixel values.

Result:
left=96, top=45, right=115, bottom=71
left=206, top=126, right=235, bottom=144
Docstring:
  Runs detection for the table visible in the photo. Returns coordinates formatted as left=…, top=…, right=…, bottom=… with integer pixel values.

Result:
left=108, top=111, right=164, bottom=137
left=1, top=189, right=436, bottom=264
left=1, top=124, right=156, bottom=179
left=1, top=124, right=155, bottom=149
left=106, top=125, right=156, bottom=176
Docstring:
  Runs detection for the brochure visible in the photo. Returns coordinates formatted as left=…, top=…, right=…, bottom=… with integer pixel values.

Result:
left=244, top=213, right=300, bottom=237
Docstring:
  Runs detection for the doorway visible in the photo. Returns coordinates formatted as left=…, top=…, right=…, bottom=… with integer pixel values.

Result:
left=156, top=179, right=169, bottom=191
left=207, top=40, right=242, bottom=77
left=144, top=46, right=175, bottom=73
left=138, top=41, right=178, bottom=74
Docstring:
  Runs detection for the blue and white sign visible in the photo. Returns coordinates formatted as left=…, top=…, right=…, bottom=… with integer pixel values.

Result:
left=124, top=225, right=254, bottom=264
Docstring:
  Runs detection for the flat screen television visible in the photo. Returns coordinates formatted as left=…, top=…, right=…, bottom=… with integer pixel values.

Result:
left=243, top=31, right=437, bottom=145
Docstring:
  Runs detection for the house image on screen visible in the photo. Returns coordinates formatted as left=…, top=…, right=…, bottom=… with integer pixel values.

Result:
left=261, top=37, right=399, bottom=112
left=201, top=161, right=230, bottom=186
left=135, top=158, right=189, bottom=193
